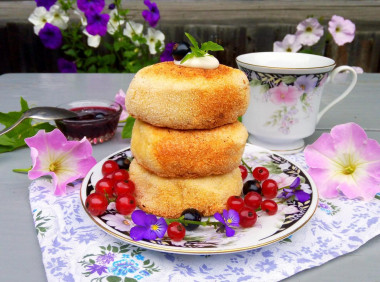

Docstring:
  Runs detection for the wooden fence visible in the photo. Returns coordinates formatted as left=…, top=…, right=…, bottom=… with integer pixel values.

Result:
left=1, top=0, right=380, bottom=73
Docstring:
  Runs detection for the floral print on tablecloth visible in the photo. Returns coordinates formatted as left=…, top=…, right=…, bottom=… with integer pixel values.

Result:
left=29, top=153, right=380, bottom=282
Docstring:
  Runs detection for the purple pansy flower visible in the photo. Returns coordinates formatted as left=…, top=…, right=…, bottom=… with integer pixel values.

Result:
left=160, top=42, right=175, bottom=62
left=38, top=23, right=62, bottom=49
left=214, top=209, right=240, bottom=237
left=87, top=264, right=108, bottom=275
left=85, top=11, right=110, bottom=36
left=35, top=0, right=57, bottom=11
left=294, top=75, right=318, bottom=93
left=142, top=0, right=160, bottom=27
left=130, top=210, right=167, bottom=241
left=108, top=3, right=116, bottom=10
left=57, top=58, right=77, bottom=73
left=279, top=177, right=311, bottom=202
left=77, top=0, right=105, bottom=13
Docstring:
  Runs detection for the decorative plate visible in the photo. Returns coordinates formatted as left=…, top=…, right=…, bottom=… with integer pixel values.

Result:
left=80, top=144, right=318, bottom=255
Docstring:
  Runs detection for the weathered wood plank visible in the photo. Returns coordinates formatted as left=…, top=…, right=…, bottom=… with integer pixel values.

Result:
left=1, top=1, right=380, bottom=27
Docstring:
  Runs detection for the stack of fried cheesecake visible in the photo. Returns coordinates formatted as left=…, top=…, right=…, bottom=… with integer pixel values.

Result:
left=125, top=61, right=249, bottom=218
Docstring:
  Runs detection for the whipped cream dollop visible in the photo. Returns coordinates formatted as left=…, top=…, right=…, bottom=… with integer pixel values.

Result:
left=174, top=54, right=219, bottom=69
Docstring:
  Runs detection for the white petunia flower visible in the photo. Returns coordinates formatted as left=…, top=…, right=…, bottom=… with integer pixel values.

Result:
left=74, top=10, right=87, bottom=26
left=48, top=5, right=69, bottom=30
left=28, top=6, right=53, bottom=35
left=107, top=9, right=125, bottom=35
left=83, top=30, right=101, bottom=48
left=123, top=21, right=143, bottom=46
left=145, top=27, right=165, bottom=55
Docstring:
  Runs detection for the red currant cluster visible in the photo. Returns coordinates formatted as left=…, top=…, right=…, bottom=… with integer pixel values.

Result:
left=85, top=159, right=136, bottom=216
left=228, top=165, right=279, bottom=228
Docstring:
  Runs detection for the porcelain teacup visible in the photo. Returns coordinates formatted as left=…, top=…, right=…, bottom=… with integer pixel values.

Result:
left=236, top=52, right=357, bottom=154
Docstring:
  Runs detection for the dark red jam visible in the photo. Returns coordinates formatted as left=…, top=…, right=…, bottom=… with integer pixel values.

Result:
left=55, top=106, right=121, bottom=144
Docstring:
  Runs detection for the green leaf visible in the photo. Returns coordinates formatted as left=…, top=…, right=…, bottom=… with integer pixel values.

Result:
left=143, top=259, right=151, bottom=265
left=249, top=79, right=262, bottom=87
left=103, top=54, right=116, bottom=66
left=106, top=276, right=122, bottom=282
left=88, top=65, right=97, bottom=73
left=64, top=49, right=77, bottom=58
left=280, top=76, right=297, bottom=84
left=121, top=116, right=135, bottom=138
left=0, top=98, right=55, bottom=153
left=201, top=41, right=224, bottom=52
left=191, top=46, right=205, bottom=57
left=20, top=97, right=29, bottom=112
left=185, top=32, right=199, bottom=48
left=84, top=49, right=93, bottom=57
left=124, top=278, right=137, bottom=282
left=180, top=53, right=195, bottom=64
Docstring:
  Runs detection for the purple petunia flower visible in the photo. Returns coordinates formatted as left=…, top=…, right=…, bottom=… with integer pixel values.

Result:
left=160, top=42, right=175, bottom=62
left=294, top=75, right=318, bottom=93
left=87, top=263, right=108, bottom=275
left=142, top=0, right=160, bottom=27
left=77, top=0, right=105, bottom=13
left=38, top=23, right=62, bottom=49
left=57, top=58, right=77, bottom=73
left=279, top=177, right=311, bottom=202
left=130, top=210, right=167, bottom=241
left=35, top=0, right=57, bottom=11
left=85, top=11, right=110, bottom=36
left=214, top=209, right=239, bottom=237
left=108, top=3, right=116, bottom=10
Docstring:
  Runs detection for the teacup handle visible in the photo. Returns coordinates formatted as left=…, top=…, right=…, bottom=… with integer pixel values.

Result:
left=317, top=65, right=358, bottom=123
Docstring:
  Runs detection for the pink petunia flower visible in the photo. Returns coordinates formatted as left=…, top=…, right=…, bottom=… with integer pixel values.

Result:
left=328, top=15, right=355, bottom=46
left=114, top=89, right=128, bottom=121
left=295, top=17, right=324, bottom=46
left=273, top=34, right=302, bottom=53
left=304, top=123, right=380, bottom=200
left=25, top=129, right=97, bottom=195
left=334, top=66, right=363, bottom=83
left=268, top=83, right=303, bottom=106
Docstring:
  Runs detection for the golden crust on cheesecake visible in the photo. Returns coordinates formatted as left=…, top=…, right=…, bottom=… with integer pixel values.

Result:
left=125, top=62, right=249, bottom=130
left=131, top=119, right=248, bottom=178
left=129, top=159, right=243, bottom=218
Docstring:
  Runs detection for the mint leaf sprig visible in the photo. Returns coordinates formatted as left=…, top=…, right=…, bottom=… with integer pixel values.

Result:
left=180, top=32, right=224, bottom=64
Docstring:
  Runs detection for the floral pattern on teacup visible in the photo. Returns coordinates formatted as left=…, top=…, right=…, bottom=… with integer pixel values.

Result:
left=240, top=66, right=329, bottom=134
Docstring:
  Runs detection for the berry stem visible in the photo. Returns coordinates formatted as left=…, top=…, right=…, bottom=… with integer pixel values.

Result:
left=241, top=158, right=253, bottom=174
left=165, top=216, right=220, bottom=228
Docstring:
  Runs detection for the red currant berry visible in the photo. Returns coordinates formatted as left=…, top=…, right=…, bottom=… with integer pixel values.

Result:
left=239, top=207, right=258, bottom=228
left=244, top=191, right=262, bottom=210
left=167, top=222, right=186, bottom=241
left=112, top=169, right=129, bottom=182
left=252, top=166, right=269, bottom=182
left=85, top=193, right=108, bottom=216
left=95, top=178, right=114, bottom=198
left=102, top=160, right=119, bottom=176
left=261, top=199, right=278, bottom=215
left=261, top=179, right=278, bottom=199
left=114, top=180, right=135, bottom=196
left=238, top=165, right=248, bottom=180
left=227, top=196, right=245, bottom=212
left=115, top=194, right=136, bottom=215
